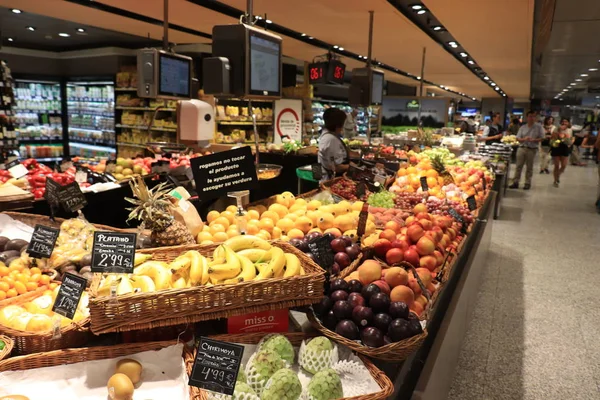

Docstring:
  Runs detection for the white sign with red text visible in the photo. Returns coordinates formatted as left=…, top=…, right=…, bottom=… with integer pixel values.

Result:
left=274, top=99, right=302, bottom=143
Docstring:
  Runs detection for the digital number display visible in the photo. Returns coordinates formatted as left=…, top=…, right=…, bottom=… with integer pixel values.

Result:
left=308, top=62, right=328, bottom=84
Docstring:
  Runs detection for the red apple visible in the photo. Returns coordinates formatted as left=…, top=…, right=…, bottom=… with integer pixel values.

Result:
left=407, top=225, right=424, bottom=243
left=386, top=248, right=404, bottom=264
left=420, top=219, right=433, bottom=230
left=372, top=279, right=391, bottom=295
left=430, top=226, right=443, bottom=242
left=373, top=239, right=392, bottom=258
left=433, top=250, right=444, bottom=266
left=416, top=235, right=435, bottom=256
left=385, top=220, right=403, bottom=234
left=379, top=229, right=397, bottom=242
left=413, top=203, right=428, bottom=215
left=391, top=239, right=410, bottom=252
left=403, top=248, right=420, bottom=268
left=419, top=255, right=437, bottom=272
left=405, top=216, right=415, bottom=226
left=415, top=212, right=431, bottom=221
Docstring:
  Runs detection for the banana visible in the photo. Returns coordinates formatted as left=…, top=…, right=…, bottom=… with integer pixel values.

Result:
left=224, top=254, right=257, bottom=284
left=208, top=246, right=241, bottom=280
left=300, top=266, right=306, bottom=275
left=236, top=248, right=268, bottom=263
left=283, top=253, right=301, bottom=277
left=172, top=275, right=188, bottom=289
left=255, top=262, right=274, bottom=280
left=170, top=254, right=192, bottom=277
left=223, top=235, right=272, bottom=252
left=200, top=255, right=210, bottom=285
left=134, top=261, right=172, bottom=290
left=259, top=247, right=286, bottom=278
left=186, top=251, right=204, bottom=285
left=134, top=253, right=153, bottom=266
left=212, top=246, right=226, bottom=264
left=116, top=277, right=134, bottom=295
left=130, top=275, right=156, bottom=293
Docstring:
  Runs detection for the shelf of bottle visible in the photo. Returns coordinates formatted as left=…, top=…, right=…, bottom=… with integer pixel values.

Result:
left=115, top=124, right=177, bottom=132
left=115, top=106, right=176, bottom=112
left=70, top=137, right=116, bottom=147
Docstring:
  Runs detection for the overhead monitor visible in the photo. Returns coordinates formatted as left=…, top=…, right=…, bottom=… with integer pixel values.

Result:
left=137, top=49, right=192, bottom=100
left=308, top=60, right=346, bottom=85
left=371, top=70, right=384, bottom=105
left=349, top=67, right=385, bottom=106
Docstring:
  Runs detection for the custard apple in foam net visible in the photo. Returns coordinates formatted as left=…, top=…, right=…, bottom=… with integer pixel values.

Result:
left=258, top=333, right=295, bottom=364
left=261, top=368, right=302, bottom=400
left=298, top=337, right=339, bottom=374
left=245, top=349, right=285, bottom=396
left=237, top=365, right=247, bottom=383
left=306, top=368, right=344, bottom=400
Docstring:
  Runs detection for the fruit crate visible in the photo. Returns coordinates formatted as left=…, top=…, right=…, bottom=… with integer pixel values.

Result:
left=186, top=332, right=394, bottom=400
left=88, top=241, right=326, bottom=334
left=0, top=290, right=90, bottom=355
left=0, top=340, right=196, bottom=399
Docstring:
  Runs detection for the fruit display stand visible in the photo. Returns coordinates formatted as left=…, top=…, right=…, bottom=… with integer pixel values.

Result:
left=88, top=241, right=325, bottom=334
left=186, top=332, right=394, bottom=400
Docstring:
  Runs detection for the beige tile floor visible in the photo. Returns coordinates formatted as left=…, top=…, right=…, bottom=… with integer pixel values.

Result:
left=447, top=161, right=600, bottom=400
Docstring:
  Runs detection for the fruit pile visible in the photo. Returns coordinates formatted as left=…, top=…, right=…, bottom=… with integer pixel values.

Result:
left=0, top=287, right=89, bottom=332
left=98, top=235, right=305, bottom=295
left=367, top=191, right=396, bottom=209
left=289, top=233, right=361, bottom=275
left=108, top=359, right=143, bottom=400
left=329, top=178, right=371, bottom=201
left=0, top=159, right=75, bottom=199
left=314, top=275, right=424, bottom=348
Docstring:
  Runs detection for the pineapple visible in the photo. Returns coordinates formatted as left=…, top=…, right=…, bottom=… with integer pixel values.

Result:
left=430, top=153, right=455, bottom=185
left=125, top=176, right=195, bottom=247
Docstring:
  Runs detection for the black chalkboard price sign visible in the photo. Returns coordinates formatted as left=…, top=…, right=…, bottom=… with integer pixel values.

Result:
left=26, top=224, right=59, bottom=259
left=307, top=235, right=334, bottom=272
left=466, top=195, right=477, bottom=211
left=311, top=164, right=323, bottom=181
left=59, top=181, right=88, bottom=212
left=44, top=178, right=61, bottom=207
left=90, top=232, right=137, bottom=273
left=52, top=272, right=87, bottom=320
left=420, top=176, right=429, bottom=192
left=189, top=337, right=245, bottom=396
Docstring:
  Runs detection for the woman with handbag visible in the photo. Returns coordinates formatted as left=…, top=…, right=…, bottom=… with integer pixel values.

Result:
left=550, top=118, right=573, bottom=187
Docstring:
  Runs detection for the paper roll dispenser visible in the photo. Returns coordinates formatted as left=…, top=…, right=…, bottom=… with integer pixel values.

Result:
left=177, top=99, right=214, bottom=147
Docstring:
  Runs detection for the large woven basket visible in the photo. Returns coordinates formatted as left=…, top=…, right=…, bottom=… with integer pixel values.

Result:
left=2, top=211, right=131, bottom=233
left=0, top=290, right=90, bottom=355
left=88, top=241, right=326, bottom=334
left=0, top=340, right=196, bottom=398
left=185, top=332, right=394, bottom=400
left=0, top=334, right=13, bottom=360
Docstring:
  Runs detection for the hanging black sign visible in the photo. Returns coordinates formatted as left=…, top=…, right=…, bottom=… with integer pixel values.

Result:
left=356, top=182, right=367, bottom=199
left=90, top=232, right=137, bottom=273
left=420, top=176, right=429, bottom=192
left=311, top=164, right=323, bottom=181
left=307, top=235, right=335, bottom=272
left=44, top=178, right=61, bottom=207
left=188, top=337, right=245, bottom=396
left=190, top=147, right=258, bottom=202
left=26, top=224, right=59, bottom=259
left=52, top=272, right=87, bottom=320
left=356, top=203, right=369, bottom=240
left=59, top=182, right=87, bottom=212
left=466, top=195, right=477, bottom=211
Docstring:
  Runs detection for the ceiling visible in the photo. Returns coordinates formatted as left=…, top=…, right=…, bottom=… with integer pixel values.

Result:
left=0, top=0, right=536, bottom=100
left=531, top=0, right=600, bottom=102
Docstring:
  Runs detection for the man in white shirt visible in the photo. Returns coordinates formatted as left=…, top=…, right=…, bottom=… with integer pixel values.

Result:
left=509, top=111, right=546, bottom=190
left=343, top=110, right=358, bottom=138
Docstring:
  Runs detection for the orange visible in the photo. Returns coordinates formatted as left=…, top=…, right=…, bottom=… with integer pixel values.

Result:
left=0, top=291, right=5, bottom=300
left=427, top=176, right=438, bottom=188
left=39, top=275, right=51, bottom=286
left=14, top=281, right=26, bottom=295
left=212, top=232, right=229, bottom=242
left=269, top=203, right=289, bottom=219
left=406, top=166, right=418, bottom=175
left=426, top=169, right=438, bottom=178
left=29, top=267, right=41, bottom=275
left=226, top=228, right=240, bottom=238
left=212, top=217, right=230, bottom=229
left=25, top=282, right=38, bottom=291
left=209, top=224, right=226, bottom=236
left=226, top=205, right=238, bottom=214
left=287, top=228, right=304, bottom=240
left=246, top=209, right=260, bottom=220
left=0, top=266, right=9, bottom=277
left=3, top=277, right=15, bottom=288
left=6, top=288, right=17, bottom=298
left=258, top=218, right=275, bottom=232
left=261, top=210, right=280, bottom=223
left=48, top=282, right=58, bottom=290
left=275, top=218, right=295, bottom=235
left=246, top=224, right=260, bottom=235
left=206, top=210, right=220, bottom=224
left=16, top=274, right=29, bottom=284
left=438, top=177, right=445, bottom=187
left=220, top=210, right=236, bottom=224
left=397, top=168, right=408, bottom=177
left=0, top=281, right=9, bottom=292
left=8, top=264, right=23, bottom=272
left=256, top=230, right=272, bottom=240
left=196, top=231, right=213, bottom=243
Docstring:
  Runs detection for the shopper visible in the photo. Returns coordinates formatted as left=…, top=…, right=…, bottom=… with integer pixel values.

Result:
left=581, top=128, right=597, bottom=161
left=343, top=109, right=358, bottom=138
left=507, top=117, right=521, bottom=136
left=509, top=111, right=545, bottom=190
left=453, top=112, right=470, bottom=134
left=539, top=116, right=555, bottom=174
left=318, top=108, right=350, bottom=182
left=570, top=124, right=587, bottom=166
left=478, top=112, right=504, bottom=144
left=550, top=118, right=573, bottom=187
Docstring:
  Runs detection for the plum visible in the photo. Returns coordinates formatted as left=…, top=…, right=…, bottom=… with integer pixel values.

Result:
left=389, top=301, right=409, bottom=320
left=334, top=252, right=351, bottom=268
left=347, top=279, right=363, bottom=293
left=347, top=292, right=365, bottom=308
left=369, top=292, right=391, bottom=313
left=361, top=283, right=381, bottom=302
left=335, top=320, right=359, bottom=340
left=361, top=327, right=384, bottom=347
left=333, top=300, right=353, bottom=320
left=352, top=305, right=373, bottom=327
left=345, top=244, right=361, bottom=260
left=329, top=278, right=349, bottom=293
left=408, top=319, right=423, bottom=336
left=322, top=310, right=338, bottom=330
left=330, top=238, right=347, bottom=253
left=289, top=238, right=308, bottom=252
left=372, top=313, right=392, bottom=334
left=305, top=231, right=323, bottom=242
left=330, top=290, right=349, bottom=302
left=313, top=296, right=333, bottom=316
left=388, top=318, right=412, bottom=342
left=340, top=235, right=354, bottom=247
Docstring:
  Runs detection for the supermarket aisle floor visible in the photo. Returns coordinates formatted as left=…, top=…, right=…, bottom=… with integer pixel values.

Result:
left=447, top=163, right=600, bottom=400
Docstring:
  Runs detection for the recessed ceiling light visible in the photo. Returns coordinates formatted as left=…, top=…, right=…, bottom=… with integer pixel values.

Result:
left=448, top=41, right=458, bottom=48
left=433, top=26, right=443, bottom=31
left=58, top=33, right=70, bottom=37
left=417, top=9, right=427, bottom=14
left=26, top=26, right=35, bottom=31
left=483, top=76, right=489, bottom=80
left=265, top=19, right=272, bottom=24
left=411, top=4, right=423, bottom=10
left=596, top=96, right=599, bottom=99
left=472, top=97, right=476, bottom=101
left=590, top=68, right=598, bottom=71
left=581, top=73, right=588, bottom=77
left=7, top=37, right=14, bottom=42
left=255, top=16, right=262, bottom=20
left=416, top=76, right=421, bottom=80
left=76, top=28, right=85, bottom=33
left=502, top=94, right=506, bottom=97
left=301, top=33, right=306, bottom=37
left=576, top=79, right=583, bottom=81
left=491, top=82, right=497, bottom=86
left=11, top=9, right=22, bottom=14
left=338, top=47, right=344, bottom=51
left=459, top=52, right=468, bottom=57
left=468, top=60, right=475, bottom=65
left=495, top=87, right=500, bottom=91
left=333, top=45, right=338, bottom=49
left=308, top=36, right=313, bottom=39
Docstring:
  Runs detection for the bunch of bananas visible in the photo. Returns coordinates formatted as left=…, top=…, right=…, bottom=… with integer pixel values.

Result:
left=97, top=236, right=305, bottom=296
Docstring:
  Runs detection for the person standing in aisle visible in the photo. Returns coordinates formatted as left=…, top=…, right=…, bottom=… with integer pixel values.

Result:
left=550, top=118, right=573, bottom=187
left=343, top=109, right=358, bottom=138
left=570, top=123, right=587, bottom=166
left=509, top=111, right=545, bottom=190
left=318, top=108, right=350, bottom=182
left=507, top=117, right=521, bottom=136
left=539, top=116, right=555, bottom=174
left=478, top=112, right=504, bottom=144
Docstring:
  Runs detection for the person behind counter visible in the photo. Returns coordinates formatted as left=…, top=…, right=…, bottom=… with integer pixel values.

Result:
left=343, top=109, right=358, bottom=138
left=318, top=108, right=350, bottom=181
left=478, top=112, right=504, bottom=144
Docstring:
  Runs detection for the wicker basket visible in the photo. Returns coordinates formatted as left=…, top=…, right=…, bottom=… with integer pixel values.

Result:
left=186, top=332, right=394, bottom=400
left=2, top=211, right=131, bottom=233
left=0, top=290, right=90, bottom=355
left=0, top=340, right=196, bottom=398
left=246, top=188, right=321, bottom=209
left=0, top=334, right=13, bottom=360
left=88, top=241, right=325, bottom=334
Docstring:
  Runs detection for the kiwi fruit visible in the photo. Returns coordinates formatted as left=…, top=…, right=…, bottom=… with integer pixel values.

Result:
left=0, top=236, right=9, bottom=251
left=5, top=239, right=28, bottom=252
left=0, top=250, right=20, bottom=263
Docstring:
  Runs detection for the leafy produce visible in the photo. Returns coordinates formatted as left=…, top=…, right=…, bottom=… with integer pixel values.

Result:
left=0, top=339, right=5, bottom=350
left=367, top=191, right=396, bottom=209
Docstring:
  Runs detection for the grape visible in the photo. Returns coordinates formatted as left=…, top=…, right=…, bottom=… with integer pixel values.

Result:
left=367, top=191, right=396, bottom=208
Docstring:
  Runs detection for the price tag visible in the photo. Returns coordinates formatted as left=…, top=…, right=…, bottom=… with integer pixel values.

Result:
left=482, top=177, right=487, bottom=191
left=448, top=208, right=463, bottom=224
left=307, top=235, right=334, bottom=272
left=26, top=225, right=59, bottom=259
left=90, top=232, right=137, bottom=273
left=420, top=176, right=429, bottom=192
left=44, top=177, right=61, bottom=207
left=374, top=174, right=387, bottom=186
left=52, top=272, right=87, bottom=320
left=467, top=195, right=477, bottom=211
left=152, top=160, right=170, bottom=174
left=311, top=164, right=323, bottom=181
left=6, top=159, right=28, bottom=179
left=356, top=182, right=367, bottom=199
left=356, top=203, right=369, bottom=240
left=331, top=193, right=344, bottom=203
left=189, top=337, right=245, bottom=396
left=75, top=170, right=88, bottom=184
left=59, top=182, right=87, bottom=212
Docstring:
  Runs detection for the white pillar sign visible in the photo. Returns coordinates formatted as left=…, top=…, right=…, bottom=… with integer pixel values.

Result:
left=274, top=99, right=302, bottom=143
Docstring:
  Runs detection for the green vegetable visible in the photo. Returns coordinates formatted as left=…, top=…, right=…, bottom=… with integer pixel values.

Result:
left=0, top=340, right=5, bottom=351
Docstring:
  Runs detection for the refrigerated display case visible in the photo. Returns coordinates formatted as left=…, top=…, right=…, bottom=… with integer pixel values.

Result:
left=13, top=79, right=64, bottom=162
left=67, top=80, right=116, bottom=158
